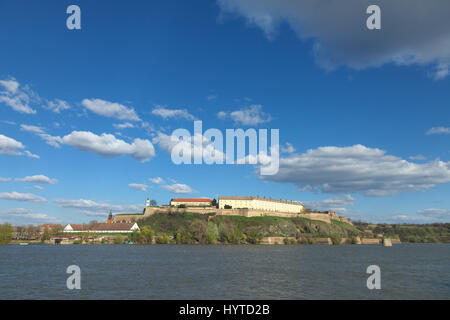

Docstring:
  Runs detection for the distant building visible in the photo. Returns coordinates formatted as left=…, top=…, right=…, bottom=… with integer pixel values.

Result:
left=218, top=196, right=304, bottom=214
left=170, top=198, right=213, bottom=207
left=63, top=223, right=140, bottom=233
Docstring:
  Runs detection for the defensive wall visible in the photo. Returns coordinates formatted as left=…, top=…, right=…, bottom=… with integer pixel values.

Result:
left=113, top=206, right=352, bottom=225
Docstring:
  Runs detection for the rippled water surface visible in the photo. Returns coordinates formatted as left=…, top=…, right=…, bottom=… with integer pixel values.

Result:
left=0, top=244, right=448, bottom=299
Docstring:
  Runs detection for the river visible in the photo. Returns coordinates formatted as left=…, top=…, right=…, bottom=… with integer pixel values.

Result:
left=0, top=244, right=448, bottom=299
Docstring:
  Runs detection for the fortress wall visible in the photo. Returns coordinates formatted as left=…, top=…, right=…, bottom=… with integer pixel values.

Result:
left=113, top=214, right=145, bottom=223
left=261, top=236, right=296, bottom=244
left=361, top=238, right=381, bottom=244
left=339, top=217, right=353, bottom=225
left=301, top=213, right=332, bottom=224
left=314, top=238, right=333, bottom=245
left=114, top=206, right=350, bottom=225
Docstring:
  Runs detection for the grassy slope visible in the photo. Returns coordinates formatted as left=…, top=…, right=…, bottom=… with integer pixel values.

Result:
left=139, top=212, right=360, bottom=239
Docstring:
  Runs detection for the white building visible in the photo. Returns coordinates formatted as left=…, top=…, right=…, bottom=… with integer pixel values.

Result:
left=218, top=196, right=304, bottom=213
left=170, top=198, right=213, bottom=207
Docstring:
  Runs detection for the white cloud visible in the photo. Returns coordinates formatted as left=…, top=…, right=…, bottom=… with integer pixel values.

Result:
left=217, top=111, right=227, bottom=119
left=129, top=183, right=148, bottom=192
left=0, top=134, right=25, bottom=155
left=149, top=177, right=165, bottom=184
left=417, top=208, right=450, bottom=221
left=409, top=154, right=427, bottom=161
left=0, top=191, right=46, bottom=202
left=113, top=122, right=135, bottom=129
left=38, top=134, right=63, bottom=148
left=152, top=106, right=196, bottom=120
left=218, top=105, right=272, bottom=125
left=152, top=132, right=179, bottom=153
left=62, top=131, right=155, bottom=162
left=15, top=175, right=58, bottom=184
left=0, top=79, right=19, bottom=93
left=24, top=150, right=40, bottom=159
left=45, top=99, right=71, bottom=113
left=261, top=144, right=450, bottom=196
left=0, top=134, right=38, bottom=158
left=304, top=195, right=355, bottom=213
left=0, top=78, right=37, bottom=114
left=0, top=177, right=11, bottom=182
left=20, top=124, right=44, bottom=134
left=55, top=198, right=143, bottom=214
left=82, top=98, right=141, bottom=121
left=0, top=208, right=58, bottom=222
left=20, top=124, right=63, bottom=148
left=207, top=94, right=218, bottom=101
left=427, top=127, right=450, bottom=135
left=281, top=142, right=295, bottom=154
left=163, top=183, right=195, bottom=194
left=430, top=64, right=450, bottom=80
left=152, top=131, right=225, bottom=163
left=34, top=185, right=44, bottom=190
left=218, top=0, right=450, bottom=79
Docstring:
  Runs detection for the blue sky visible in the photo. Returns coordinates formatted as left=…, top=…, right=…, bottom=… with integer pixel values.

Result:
left=1, top=0, right=449, bottom=225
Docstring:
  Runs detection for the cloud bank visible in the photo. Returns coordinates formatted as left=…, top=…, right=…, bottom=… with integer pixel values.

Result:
left=218, top=0, right=450, bottom=78
left=261, top=144, right=450, bottom=196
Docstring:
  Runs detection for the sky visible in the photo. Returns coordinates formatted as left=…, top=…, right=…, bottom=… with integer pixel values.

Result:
left=0, top=0, right=449, bottom=225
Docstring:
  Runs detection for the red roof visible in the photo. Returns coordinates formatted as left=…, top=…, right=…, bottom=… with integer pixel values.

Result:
left=172, top=198, right=213, bottom=202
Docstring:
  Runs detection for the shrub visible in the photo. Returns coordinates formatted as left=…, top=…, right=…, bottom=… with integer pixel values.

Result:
left=330, top=234, right=342, bottom=245
left=113, top=236, right=124, bottom=244
left=246, top=231, right=263, bottom=244
left=189, top=220, right=208, bottom=243
left=226, top=229, right=246, bottom=244
left=156, top=234, right=170, bottom=244
left=206, top=222, right=219, bottom=244
left=284, top=238, right=297, bottom=245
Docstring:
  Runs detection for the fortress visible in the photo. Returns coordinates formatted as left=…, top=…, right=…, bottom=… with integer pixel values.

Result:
left=112, top=196, right=352, bottom=225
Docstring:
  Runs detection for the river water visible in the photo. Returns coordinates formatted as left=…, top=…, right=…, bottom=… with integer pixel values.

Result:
left=0, top=244, right=448, bottom=299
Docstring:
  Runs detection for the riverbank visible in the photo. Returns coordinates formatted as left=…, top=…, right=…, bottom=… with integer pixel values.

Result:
left=2, top=213, right=448, bottom=245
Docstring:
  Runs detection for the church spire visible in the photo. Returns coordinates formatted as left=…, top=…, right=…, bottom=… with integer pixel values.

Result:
left=107, top=210, right=113, bottom=223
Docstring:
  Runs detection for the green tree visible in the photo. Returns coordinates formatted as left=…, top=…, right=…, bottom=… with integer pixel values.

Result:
left=0, top=223, right=13, bottom=245
left=140, top=227, right=154, bottom=244
left=189, top=220, right=208, bottom=243
left=41, top=227, right=50, bottom=242
left=82, top=232, right=92, bottom=244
